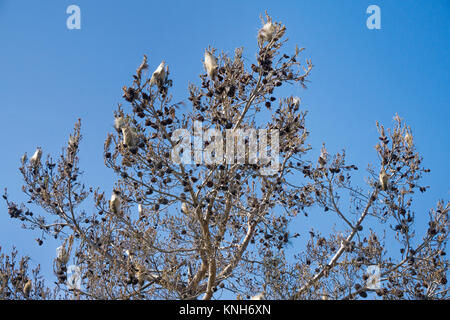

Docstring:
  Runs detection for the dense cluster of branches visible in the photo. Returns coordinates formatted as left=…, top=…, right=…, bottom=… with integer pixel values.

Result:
left=1, top=13, right=448, bottom=300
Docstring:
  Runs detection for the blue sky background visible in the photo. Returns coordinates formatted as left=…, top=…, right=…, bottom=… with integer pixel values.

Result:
left=0, top=0, right=448, bottom=297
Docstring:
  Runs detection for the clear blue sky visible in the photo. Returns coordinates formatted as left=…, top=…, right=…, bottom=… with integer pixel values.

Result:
left=0, top=0, right=448, bottom=296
